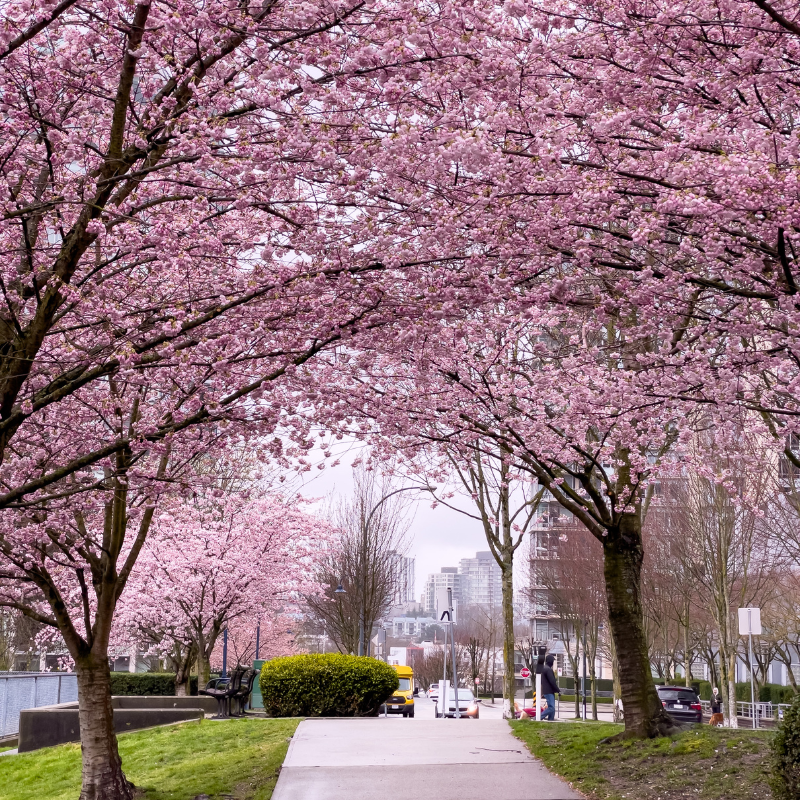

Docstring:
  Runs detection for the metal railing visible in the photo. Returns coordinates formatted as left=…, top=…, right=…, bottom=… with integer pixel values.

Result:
left=0, top=672, right=78, bottom=737
left=700, top=698, right=793, bottom=728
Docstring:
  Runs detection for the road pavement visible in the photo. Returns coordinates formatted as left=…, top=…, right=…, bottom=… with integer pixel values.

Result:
left=272, top=696, right=581, bottom=800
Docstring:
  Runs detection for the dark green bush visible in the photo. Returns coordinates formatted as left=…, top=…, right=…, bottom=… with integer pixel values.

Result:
left=771, top=694, right=800, bottom=799
left=697, top=681, right=712, bottom=700
left=767, top=684, right=799, bottom=705
left=560, top=677, right=614, bottom=693
left=109, top=672, right=199, bottom=696
left=259, top=654, right=399, bottom=717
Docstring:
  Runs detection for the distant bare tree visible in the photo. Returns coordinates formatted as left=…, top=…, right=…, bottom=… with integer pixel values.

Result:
left=306, top=468, right=410, bottom=654
left=416, top=646, right=446, bottom=691
left=457, top=605, right=494, bottom=689
left=427, top=446, right=543, bottom=716
left=534, top=519, right=607, bottom=719
left=672, top=441, right=783, bottom=727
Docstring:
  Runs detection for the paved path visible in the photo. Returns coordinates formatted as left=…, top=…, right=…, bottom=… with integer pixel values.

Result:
left=272, top=697, right=581, bottom=800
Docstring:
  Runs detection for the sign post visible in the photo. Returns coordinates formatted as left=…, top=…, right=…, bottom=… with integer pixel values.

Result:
left=436, top=587, right=460, bottom=719
left=520, top=667, right=535, bottom=719
left=534, top=646, right=547, bottom=722
left=738, top=607, right=762, bottom=729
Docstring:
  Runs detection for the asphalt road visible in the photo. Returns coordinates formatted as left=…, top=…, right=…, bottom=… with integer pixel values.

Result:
left=271, top=696, right=581, bottom=800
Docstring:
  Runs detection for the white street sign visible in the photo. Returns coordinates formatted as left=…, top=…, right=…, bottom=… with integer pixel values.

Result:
left=435, top=587, right=458, bottom=623
left=738, top=607, right=762, bottom=636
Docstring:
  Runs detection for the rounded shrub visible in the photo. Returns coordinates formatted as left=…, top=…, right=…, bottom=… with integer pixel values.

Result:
left=771, top=693, right=800, bottom=799
left=259, top=653, right=399, bottom=717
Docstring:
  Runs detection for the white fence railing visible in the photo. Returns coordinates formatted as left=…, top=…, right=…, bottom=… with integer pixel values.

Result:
left=701, top=698, right=793, bottom=728
left=0, top=672, right=78, bottom=737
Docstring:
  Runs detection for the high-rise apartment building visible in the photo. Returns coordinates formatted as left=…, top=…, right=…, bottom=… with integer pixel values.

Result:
left=392, top=555, right=415, bottom=605
left=422, top=567, right=463, bottom=615
left=459, top=551, right=502, bottom=607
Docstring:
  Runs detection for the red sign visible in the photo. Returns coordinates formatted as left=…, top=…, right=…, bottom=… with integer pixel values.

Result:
left=520, top=667, right=531, bottom=678
left=474, top=677, right=480, bottom=684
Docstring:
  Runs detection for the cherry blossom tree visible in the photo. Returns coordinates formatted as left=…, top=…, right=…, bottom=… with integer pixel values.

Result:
left=302, top=0, right=800, bottom=739
left=210, top=614, right=298, bottom=672
left=0, top=0, right=488, bottom=795
left=118, top=494, right=320, bottom=687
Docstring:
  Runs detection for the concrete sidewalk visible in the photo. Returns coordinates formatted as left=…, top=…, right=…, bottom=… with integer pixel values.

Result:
left=272, top=717, right=581, bottom=800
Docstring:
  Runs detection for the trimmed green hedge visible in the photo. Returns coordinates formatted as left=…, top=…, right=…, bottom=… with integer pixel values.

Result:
left=560, top=677, right=614, bottom=692
left=771, top=694, right=800, bottom=799
left=693, top=680, right=797, bottom=704
left=259, top=654, right=399, bottom=717
left=109, top=672, right=199, bottom=696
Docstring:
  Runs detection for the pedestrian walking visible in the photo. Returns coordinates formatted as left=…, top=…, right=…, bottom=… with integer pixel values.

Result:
left=709, top=687, right=724, bottom=726
left=541, top=654, right=560, bottom=721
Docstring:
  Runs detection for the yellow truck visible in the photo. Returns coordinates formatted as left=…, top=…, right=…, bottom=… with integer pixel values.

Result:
left=386, top=664, right=415, bottom=718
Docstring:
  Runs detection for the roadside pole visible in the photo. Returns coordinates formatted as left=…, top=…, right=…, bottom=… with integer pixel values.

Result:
left=448, top=588, right=460, bottom=719
left=441, top=623, right=448, bottom=719
left=582, top=626, right=587, bottom=721
left=738, top=607, right=762, bottom=730
left=749, top=627, right=756, bottom=730
left=533, top=647, right=546, bottom=721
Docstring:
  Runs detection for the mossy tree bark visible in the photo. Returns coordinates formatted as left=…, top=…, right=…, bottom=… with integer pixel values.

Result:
left=603, top=511, right=676, bottom=738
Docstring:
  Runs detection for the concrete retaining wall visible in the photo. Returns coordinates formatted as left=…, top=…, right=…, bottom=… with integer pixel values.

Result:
left=18, top=696, right=215, bottom=752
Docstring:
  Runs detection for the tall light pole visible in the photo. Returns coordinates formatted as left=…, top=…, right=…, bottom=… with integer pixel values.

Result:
left=332, top=580, right=345, bottom=652
left=357, top=484, right=434, bottom=657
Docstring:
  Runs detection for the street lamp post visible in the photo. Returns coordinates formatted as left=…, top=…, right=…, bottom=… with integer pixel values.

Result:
left=582, top=623, right=587, bottom=722
left=357, top=484, right=434, bottom=657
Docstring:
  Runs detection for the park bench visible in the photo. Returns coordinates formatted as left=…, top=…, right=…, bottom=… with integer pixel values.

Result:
left=199, top=666, right=258, bottom=718
left=231, top=668, right=258, bottom=716
left=200, top=666, right=245, bottom=718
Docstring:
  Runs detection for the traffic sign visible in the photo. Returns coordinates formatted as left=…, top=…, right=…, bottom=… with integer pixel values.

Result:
left=520, top=667, right=531, bottom=679
left=738, top=607, right=762, bottom=635
left=474, top=677, right=480, bottom=685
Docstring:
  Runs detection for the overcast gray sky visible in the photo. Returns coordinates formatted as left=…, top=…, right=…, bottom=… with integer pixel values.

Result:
left=292, top=440, right=530, bottom=604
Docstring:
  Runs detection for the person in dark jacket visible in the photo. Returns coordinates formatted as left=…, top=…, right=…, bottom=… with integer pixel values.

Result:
left=541, top=654, right=560, bottom=721
left=709, top=687, right=723, bottom=726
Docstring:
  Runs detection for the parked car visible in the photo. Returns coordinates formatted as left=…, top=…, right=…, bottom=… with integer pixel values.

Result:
left=427, top=683, right=439, bottom=701
left=657, top=686, right=703, bottom=724
left=437, top=688, right=480, bottom=719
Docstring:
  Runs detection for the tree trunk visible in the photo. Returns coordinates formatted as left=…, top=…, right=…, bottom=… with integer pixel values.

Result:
left=726, top=648, right=739, bottom=728
left=196, top=638, right=212, bottom=688
left=590, top=667, right=598, bottom=720
left=76, top=654, right=134, bottom=800
left=610, top=630, right=623, bottom=723
left=683, top=603, right=691, bottom=688
left=603, top=513, right=676, bottom=738
left=568, top=650, right=581, bottom=718
left=500, top=552, right=516, bottom=718
left=173, top=642, right=196, bottom=696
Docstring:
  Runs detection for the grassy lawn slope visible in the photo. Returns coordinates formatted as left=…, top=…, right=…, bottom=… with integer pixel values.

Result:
left=0, top=717, right=300, bottom=800
left=511, top=720, right=774, bottom=800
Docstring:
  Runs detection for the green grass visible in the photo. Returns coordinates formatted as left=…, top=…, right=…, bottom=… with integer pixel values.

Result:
left=0, top=718, right=300, bottom=800
left=511, top=720, right=774, bottom=800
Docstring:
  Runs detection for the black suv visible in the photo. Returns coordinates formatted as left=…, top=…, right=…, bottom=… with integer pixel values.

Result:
left=657, top=685, right=703, bottom=724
